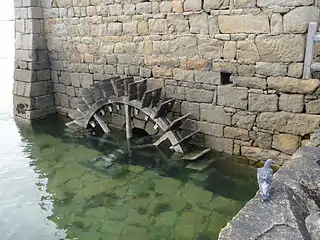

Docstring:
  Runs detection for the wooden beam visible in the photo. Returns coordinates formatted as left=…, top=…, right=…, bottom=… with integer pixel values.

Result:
left=303, top=22, right=318, bottom=79
left=93, top=113, right=111, bottom=134
left=124, top=104, right=132, bottom=140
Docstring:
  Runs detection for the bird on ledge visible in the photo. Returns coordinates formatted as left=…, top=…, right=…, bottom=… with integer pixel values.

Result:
left=257, top=159, right=276, bottom=202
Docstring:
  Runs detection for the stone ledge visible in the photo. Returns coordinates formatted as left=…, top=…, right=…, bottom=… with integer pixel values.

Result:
left=218, top=131, right=320, bottom=240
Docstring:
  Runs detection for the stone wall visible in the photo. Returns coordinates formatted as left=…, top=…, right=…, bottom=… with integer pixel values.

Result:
left=13, top=0, right=55, bottom=120
left=16, top=0, right=320, bottom=161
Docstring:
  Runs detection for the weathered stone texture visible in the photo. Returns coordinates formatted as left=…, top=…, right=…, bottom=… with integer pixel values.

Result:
left=217, top=86, right=248, bottom=110
left=256, top=112, right=320, bottom=136
left=232, top=111, right=256, bottom=129
left=185, top=88, right=214, bottom=103
left=198, top=121, right=224, bottom=137
left=181, top=101, right=199, bottom=120
left=279, top=94, right=304, bottom=113
left=231, top=76, right=266, bottom=90
left=257, top=0, right=314, bottom=7
left=219, top=145, right=320, bottom=240
left=255, top=35, right=305, bottom=62
left=200, top=104, right=232, bottom=125
left=224, top=127, right=250, bottom=141
left=218, top=15, right=269, bottom=33
left=306, top=99, right=320, bottom=114
left=248, top=93, right=278, bottom=112
left=184, top=0, right=202, bottom=11
left=205, top=135, right=233, bottom=154
left=283, top=7, right=320, bottom=33
left=255, top=62, right=287, bottom=77
left=272, top=134, right=301, bottom=154
left=267, top=77, right=319, bottom=94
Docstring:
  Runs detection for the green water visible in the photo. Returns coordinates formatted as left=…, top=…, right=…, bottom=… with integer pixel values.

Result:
left=4, top=115, right=258, bottom=240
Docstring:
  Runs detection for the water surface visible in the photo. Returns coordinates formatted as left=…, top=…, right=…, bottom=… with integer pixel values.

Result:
left=0, top=15, right=258, bottom=240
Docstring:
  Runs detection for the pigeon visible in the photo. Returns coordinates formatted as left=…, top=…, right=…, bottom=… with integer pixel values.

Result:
left=257, top=159, right=276, bottom=202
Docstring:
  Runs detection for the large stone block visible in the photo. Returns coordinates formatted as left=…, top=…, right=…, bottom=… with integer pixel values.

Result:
left=255, top=34, right=305, bottom=62
left=137, top=21, right=149, bottom=35
left=241, top=146, right=283, bottom=164
left=217, top=86, right=248, bottom=110
left=250, top=131, right=273, bottom=149
left=204, top=0, right=229, bottom=10
left=200, top=104, right=232, bottom=125
left=181, top=101, right=200, bottom=120
left=54, top=93, right=70, bottom=107
left=271, top=13, right=283, bottom=35
left=186, top=59, right=211, bottom=70
left=172, top=1, right=183, bottom=13
left=54, top=83, right=66, bottom=94
left=167, top=14, right=189, bottom=33
left=288, top=63, right=303, bottom=78
left=189, top=13, right=208, bottom=34
left=173, top=69, right=194, bottom=82
left=152, top=67, right=172, bottom=78
left=170, top=36, right=197, bottom=57
left=109, top=3, right=122, bottom=16
left=79, top=73, right=93, bottom=88
left=256, top=112, right=320, bottom=136
left=107, top=23, right=122, bottom=36
left=272, top=134, right=301, bottom=154
left=136, top=2, right=152, bottom=14
left=14, top=69, right=36, bottom=82
left=224, top=126, right=250, bottom=141
left=267, top=77, right=319, bottom=94
left=279, top=94, right=304, bottom=113
left=232, top=111, right=256, bottom=129
left=231, top=76, right=266, bottom=90
left=257, top=0, right=314, bottom=7
left=185, top=88, right=214, bottom=103
left=234, top=0, right=256, bottom=8
left=198, top=121, right=224, bottom=137
left=306, top=99, right=320, bottom=114
left=148, top=19, right=167, bottom=34
left=236, top=40, right=260, bottom=61
left=205, top=135, right=233, bottom=154
left=35, top=94, right=54, bottom=109
left=223, top=41, right=237, bottom=59
left=198, top=36, right=224, bottom=59
left=218, top=15, right=269, bottom=33
left=25, top=82, right=49, bottom=97
left=184, top=0, right=202, bottom=11
left=255, top=62, right=287, bottom=77
left=165, top=85, right=185, bottom=100
left=283, top=7, right=320, bottom=33
left=123, top=21, right=138, bottom=35
left=249, top=93, right=278, bottom=112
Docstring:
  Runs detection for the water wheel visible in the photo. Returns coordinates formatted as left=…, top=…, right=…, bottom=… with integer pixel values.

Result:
left=66, top=76, right=211, bottom=162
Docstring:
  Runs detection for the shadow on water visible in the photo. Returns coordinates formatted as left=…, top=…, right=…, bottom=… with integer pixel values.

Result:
left=14, top=113, right=258, bottom=240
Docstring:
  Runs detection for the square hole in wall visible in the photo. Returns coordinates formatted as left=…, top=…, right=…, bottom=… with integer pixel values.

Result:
left=220, top=72, right=232, bottom=85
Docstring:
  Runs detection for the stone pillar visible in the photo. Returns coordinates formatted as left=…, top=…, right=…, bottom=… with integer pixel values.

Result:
left=13, top=0, right=55, bottom=120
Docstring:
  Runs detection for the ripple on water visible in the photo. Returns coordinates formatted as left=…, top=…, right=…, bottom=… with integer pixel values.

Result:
left=0, top=115, right=257, bottom=240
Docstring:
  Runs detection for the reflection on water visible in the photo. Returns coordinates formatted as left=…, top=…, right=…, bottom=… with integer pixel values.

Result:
left=1, top=114, right=258, bottom=240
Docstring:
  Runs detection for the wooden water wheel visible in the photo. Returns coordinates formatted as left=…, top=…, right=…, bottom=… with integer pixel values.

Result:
left=66, top=76, right=211, bottom=162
